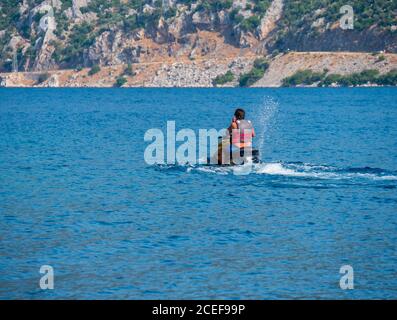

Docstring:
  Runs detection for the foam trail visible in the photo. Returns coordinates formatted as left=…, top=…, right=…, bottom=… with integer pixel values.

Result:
left=178, top=162, right=397, bottom=183
left=254, top=96, right=278, bottom=154
left=255, top=163, right=305, bottom=176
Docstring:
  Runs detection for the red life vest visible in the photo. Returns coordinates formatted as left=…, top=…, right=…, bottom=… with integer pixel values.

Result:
left=231, top=120, right=253, bottom=146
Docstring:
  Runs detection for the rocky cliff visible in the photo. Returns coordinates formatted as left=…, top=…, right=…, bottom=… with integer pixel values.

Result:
left=0, top=0, right=396, bottom=87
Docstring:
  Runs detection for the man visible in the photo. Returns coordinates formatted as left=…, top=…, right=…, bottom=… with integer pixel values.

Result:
left=217, top=108, right=256, bottom=165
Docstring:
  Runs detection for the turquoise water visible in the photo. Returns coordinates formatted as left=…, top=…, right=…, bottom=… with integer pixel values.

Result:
left=0, top=88, right=396, bottom=299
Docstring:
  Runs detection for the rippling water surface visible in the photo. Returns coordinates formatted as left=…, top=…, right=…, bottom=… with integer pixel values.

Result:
left=0, top=88, right=396, bottom=299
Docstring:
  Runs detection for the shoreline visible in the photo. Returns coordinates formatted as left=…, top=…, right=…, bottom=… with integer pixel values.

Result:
left=1, top=52, right=396, bottom=88
left=1, top=85, right=396, bottom=89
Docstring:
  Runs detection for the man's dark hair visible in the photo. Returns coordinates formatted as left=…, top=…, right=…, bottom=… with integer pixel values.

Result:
left=234, top=108, right=245, bottom=120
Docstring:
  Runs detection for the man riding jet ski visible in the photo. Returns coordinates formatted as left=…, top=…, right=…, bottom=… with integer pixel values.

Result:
left=213, top=108, right=260, bottom=165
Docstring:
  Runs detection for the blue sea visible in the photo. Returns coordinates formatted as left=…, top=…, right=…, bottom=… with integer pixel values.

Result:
left=0, top=88, right=396, bottom=299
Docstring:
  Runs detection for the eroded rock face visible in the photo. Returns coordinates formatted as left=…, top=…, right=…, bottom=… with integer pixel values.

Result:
left=258, top=0, right=284, bottom=41
left=33, top=42, right=57, bottom=71
left=23, top=1, right=58, bottom=71
left=87, top=30, right=123, bottom=66
left=4, top=0, right=267, bottom=73
left=192, top=10, right=217, bottom=30
left=217, top=10, right=229, bottom=26
left=32, top=25, right=57, bottom=71
left=87, top=30, right=147, bottom=66
left=85, top=14, right=229, bottom=67
left=168, top=12, right=190, bottom=39
left=154, top=17, right=173, bottom=44
left=233, top=26, right=257, bottom=48
left=190, top=34, right=217, bottom=57
left=6, top=35, right=31, bottom=71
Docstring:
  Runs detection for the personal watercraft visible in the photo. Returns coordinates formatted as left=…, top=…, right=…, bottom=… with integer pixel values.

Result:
left=207, top=136, right=260, bottom=165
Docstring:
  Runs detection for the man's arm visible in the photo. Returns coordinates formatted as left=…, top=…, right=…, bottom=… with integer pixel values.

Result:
left=228, top=121, right=238, bottom=133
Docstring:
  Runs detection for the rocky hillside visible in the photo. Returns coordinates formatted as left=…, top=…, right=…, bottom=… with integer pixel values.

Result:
left=0, top=0, right=396, bottom=87
left=1, top=51, right=395, bottom=87
left=268, top=0, right=397, bottom=53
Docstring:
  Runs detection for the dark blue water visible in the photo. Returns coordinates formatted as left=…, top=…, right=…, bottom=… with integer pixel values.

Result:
left=0, top=88, right=396, bottom=299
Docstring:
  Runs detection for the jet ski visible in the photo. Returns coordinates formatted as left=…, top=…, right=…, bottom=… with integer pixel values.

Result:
left=207, top=136, right=260, bottom=165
